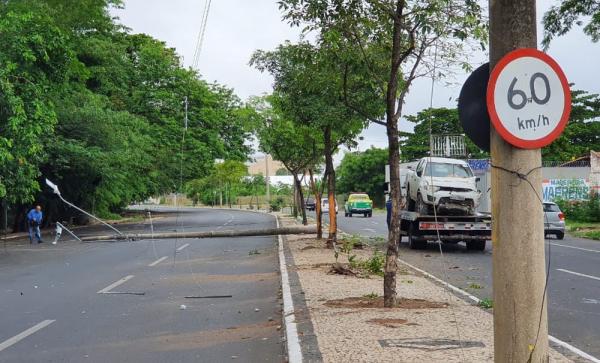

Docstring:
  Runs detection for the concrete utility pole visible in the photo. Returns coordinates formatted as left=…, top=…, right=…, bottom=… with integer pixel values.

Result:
left=489, top=1, right=549, bottom=362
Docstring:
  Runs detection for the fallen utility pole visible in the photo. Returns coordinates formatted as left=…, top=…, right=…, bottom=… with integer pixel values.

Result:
left=80, top=225, right=317, bottom=242
left=489, top=1, right=549, bottom=362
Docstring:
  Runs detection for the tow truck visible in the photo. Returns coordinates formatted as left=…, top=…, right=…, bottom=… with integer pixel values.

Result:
left=385, top=164, right=492, bottom=251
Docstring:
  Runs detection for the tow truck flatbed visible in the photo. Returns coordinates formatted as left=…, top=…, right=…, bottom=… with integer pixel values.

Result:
left=398, top=210, right=492, bottom=251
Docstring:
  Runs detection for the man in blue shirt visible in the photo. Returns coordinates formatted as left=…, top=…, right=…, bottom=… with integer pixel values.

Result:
left=27, top=205, right=44, bottom=244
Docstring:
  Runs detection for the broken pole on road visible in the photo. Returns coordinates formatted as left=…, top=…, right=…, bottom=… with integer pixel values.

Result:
left=79, top=225, right=318, bottom=242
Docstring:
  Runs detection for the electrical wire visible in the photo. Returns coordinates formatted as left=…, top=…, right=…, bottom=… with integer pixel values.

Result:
left=426, top=40, right=467, bottom=362
left=490, top=164, right=552, bottom=363
left=192, top=0, right=212, bottom=70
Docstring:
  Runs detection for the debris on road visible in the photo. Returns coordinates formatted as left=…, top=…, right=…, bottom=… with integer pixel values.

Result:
left=179, top=304, right=187, bottom=310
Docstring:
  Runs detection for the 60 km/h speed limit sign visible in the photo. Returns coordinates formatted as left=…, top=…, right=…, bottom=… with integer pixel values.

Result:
left=487, top=48, right=571, bottom=149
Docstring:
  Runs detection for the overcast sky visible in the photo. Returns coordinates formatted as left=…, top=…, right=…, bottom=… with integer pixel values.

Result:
left=112, top=1, right=600, bottom=158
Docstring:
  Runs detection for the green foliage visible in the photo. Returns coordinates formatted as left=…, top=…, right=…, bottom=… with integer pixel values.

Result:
left=0, top=5, right=72, bottom=203
left=269, top=196, right=285, bottom=212
left=543, top=0, right=600, bottom=49
left=542, top=89, right=600, bottom=161
left=401, top=108, right=488, bottom=161
left=556, top=194, right=600, bottom=223
left=478, top=298, right=493, bottom=309
left=185, top=160, right=248, bottom=206
left=0, top=0, right=252, bottom=218
left=337, top=147, right=388, bottom=207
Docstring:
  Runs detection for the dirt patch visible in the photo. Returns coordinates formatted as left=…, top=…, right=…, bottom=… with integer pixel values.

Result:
left=324, top=297, right=448, bottom=309
left=367, top=318, right=408, bottom=328
left=300, top=245, right=318, bottom=251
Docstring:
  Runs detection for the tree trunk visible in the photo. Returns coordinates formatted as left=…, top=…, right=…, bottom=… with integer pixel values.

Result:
left=382, top=0, right=404, bottom=308
left=308, top=168, right=323, bottom=239
left=292, top=179, right=299, bottom=218
left=324, top=126, right=337, bottom=248
left=294, top=174, right=308, bottom=225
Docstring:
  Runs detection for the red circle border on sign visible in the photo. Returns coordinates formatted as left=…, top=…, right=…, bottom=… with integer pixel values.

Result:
left=486, top=48, right=571, bottom=149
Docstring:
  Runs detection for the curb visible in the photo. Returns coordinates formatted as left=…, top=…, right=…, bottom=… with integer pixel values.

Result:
left=281, top=232, right=323, bottom=362
left=275, top=216, right=303, bottom=363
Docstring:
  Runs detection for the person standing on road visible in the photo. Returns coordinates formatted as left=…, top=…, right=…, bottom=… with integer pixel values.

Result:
left=27, top=205, right=44, bottom=244
left=386, top=198, right=392, bottom=230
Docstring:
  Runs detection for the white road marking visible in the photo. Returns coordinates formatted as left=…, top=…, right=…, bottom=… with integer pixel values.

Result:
left=0, top=320, right=55, bottom=352
left=557, top=268, right=600, bottom=281
left=362, top=228, right=377, bottom=233
left=549, top=336, right=600, bottom=363
left=276, top=216, right=302, bottom=363
left=148, top=256, right=168, bottom=267
left=97, top=275, right=134, bottom=294
left=176, top=243, right=190, bottom=252
left=550, top=243, right=600, bottom=253
left=396, top=258, right=600, bottom=363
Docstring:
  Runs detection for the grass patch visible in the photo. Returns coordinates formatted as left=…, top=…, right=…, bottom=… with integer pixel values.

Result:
left=478, top=298, right=493, bottom=309
left=468, top=283, right=483, bottom=290
left=566, top=221, right=600, bottom=240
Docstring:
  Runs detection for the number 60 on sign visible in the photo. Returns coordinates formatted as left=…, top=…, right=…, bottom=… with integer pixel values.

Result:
left=487, top=48, right=571, bottom=149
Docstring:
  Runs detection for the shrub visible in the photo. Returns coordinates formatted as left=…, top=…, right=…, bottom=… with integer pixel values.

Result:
left=556, top=193, right=600, bottom=223
left=269, top=197, right=285, bottom=212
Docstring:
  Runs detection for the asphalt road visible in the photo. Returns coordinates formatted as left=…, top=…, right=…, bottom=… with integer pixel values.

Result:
left=312, top=210, right=600, bottom=360
left=0, top=207, right=284, bottom=363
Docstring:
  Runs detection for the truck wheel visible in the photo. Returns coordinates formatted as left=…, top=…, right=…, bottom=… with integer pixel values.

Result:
left=466, top=240, right=486, bottom=251
left=556, top=231, right=565, bottom=240
left=408, top=224, right=427, bottom=250
left=364, top=213, right=368, bottom=218
left=344, top=212, right=348, bottom=217
left=348, top=213, right=352, bottom=217
left=417, top=194, right=430, bottom=215
left=368, top=212, right=372, bottom=218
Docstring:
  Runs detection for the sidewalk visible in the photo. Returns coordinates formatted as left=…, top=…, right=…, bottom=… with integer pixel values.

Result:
left=278, top=215, right=573, bottom=363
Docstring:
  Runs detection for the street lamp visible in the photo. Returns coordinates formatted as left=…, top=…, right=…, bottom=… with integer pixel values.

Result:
left=45, top=178, right=123, bottom=236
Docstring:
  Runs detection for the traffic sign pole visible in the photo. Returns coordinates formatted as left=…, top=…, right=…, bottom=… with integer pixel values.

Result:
left=489, top=1, right=549, bottom=362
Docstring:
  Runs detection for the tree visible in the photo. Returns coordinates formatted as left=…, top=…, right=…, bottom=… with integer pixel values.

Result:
left=251, top=41, right=380, bottom=246
left=337, top=147, right=389, bottom=207
left=254, top=95, right=323, bottom=225
left=0, top=5, right=72, bottom=204
left=542, top=88, right=600, bottom=161
left=279, top=0, right=487, bottom=307
left=543, top=0, right=600, bottom=49
left=251, top=42, right=366, bottom=246
left=1, top=0, right=254, bottom=225
left=401, top=107, right=488, bottom=161
left=214, top=160, right=248, bottom=208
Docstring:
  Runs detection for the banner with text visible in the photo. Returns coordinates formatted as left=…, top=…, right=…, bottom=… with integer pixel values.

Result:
left=542, top=179, right=590, bottom=201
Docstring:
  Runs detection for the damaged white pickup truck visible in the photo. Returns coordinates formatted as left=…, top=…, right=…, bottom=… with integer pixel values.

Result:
left=404, top=157, right=481, bottom=216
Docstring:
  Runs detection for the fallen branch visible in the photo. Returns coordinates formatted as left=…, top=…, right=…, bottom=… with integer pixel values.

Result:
left=80, top=225, right=317, bottom=242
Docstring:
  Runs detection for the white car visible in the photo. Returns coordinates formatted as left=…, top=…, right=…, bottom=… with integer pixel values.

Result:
left=321, top=197, right=338, bottom=214
left=405, top=157, right=480, bottom=216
